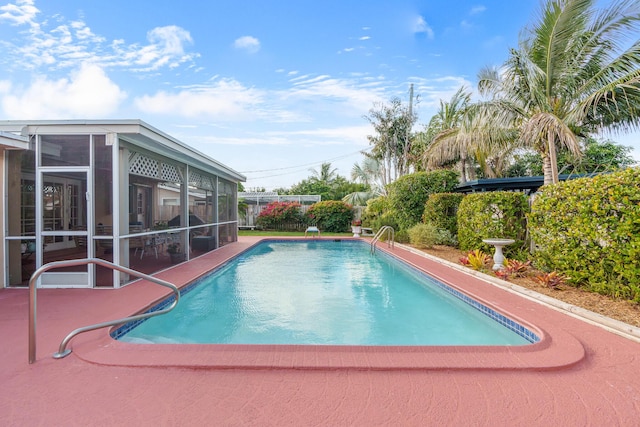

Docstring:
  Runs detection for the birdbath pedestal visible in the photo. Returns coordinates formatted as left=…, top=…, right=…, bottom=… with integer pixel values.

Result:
left=482, top=238, right=515, bottom=271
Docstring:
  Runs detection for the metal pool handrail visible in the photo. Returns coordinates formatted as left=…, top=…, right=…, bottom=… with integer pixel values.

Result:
left=370, top=226, right=395, bottom=254
left=28, top=258, right=180, bottom=364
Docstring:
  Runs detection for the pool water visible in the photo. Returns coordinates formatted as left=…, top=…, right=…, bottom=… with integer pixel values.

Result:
left=116, top=240, right=535, bottom=346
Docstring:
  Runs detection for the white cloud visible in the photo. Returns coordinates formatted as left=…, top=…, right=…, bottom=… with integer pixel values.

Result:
left=0, top=0, right=38, bottom=26
left=134, top=73, right=387, bottom=126
left=233, top=35, right=260, bottom=54
left=470, top=5, right=487, bottom=15
left=120, top=25, right=196, bottom=71
left=134, top=77, right=275, bottom=121
left=413, top=16, right=434, bottom=39
left=359, top=36, right=370, bottom=41
left=0, top=6, right=197, bottom=73
left=1, top=63, right=126, bottom=118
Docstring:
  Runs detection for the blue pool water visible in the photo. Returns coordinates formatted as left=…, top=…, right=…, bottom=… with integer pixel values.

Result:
left=115, top=240, right=537, bottom=346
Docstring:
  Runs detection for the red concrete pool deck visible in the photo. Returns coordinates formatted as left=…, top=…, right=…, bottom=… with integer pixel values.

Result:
left=2, top=236, right=640, bottom=425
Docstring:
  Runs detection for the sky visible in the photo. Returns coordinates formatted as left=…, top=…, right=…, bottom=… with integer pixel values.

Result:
left=0, top=0, right=638, bottom=191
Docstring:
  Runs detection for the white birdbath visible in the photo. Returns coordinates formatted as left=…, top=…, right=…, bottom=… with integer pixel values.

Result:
left=482, top=238, right=515, bottom=271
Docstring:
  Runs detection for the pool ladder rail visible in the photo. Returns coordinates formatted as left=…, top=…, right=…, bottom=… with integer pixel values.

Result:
left=28, top=258, right=180, bottom=364
left=370, top=226, right=395, bottom=254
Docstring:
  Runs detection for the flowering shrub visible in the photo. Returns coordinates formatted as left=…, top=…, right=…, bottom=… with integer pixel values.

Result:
left=256, top=201, right=303, bottom=229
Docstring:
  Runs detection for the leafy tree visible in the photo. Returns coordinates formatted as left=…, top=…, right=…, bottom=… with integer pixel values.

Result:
left=477, top=0, right=640, bottom=185
left=506, top=138, right=636, bottom=177
left=289, top=173, right=364, bottom=201
left=364, top=96, right=418, bottom=186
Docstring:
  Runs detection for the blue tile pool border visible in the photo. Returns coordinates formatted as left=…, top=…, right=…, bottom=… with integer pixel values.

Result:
left=111, top=239, right=540, bottom=344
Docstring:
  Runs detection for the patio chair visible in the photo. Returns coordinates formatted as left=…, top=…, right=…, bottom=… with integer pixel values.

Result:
left=304, top=225, right=320, bottom=238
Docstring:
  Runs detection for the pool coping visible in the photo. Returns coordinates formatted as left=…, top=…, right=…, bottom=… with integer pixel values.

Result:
left=66, top=237, right=598, bottom=371
left=393, top=242, right=640, bottom=344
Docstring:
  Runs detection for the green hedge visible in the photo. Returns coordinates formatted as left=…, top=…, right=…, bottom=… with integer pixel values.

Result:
left=306, top=200, right=354, bottom=232
left=386, top=170, right=459, bottom=230
left=422, top=192, right=465, bottom=237
left=529, top=168, right=640, bottom=301
left=457, top=191, right=529, bottom=259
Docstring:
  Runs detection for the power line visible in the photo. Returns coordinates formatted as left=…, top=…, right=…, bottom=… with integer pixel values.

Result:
left=240, top=147, right=372, bottom=177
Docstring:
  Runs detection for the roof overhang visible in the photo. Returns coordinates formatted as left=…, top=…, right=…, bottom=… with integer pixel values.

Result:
left=0, top=120, right=246, bottom=182
left=455, top=174, right=597, bottom=194
left=0, top=130, right=29, bottom=150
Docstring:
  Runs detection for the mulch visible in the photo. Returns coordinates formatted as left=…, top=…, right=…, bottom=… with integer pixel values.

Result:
left=415, top=245, right=640, bottom=328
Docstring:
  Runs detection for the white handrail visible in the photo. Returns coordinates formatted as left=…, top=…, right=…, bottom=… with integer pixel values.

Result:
left=370, top=226, right=395, bottom=254
left=28, top=258, right=180, bottom=364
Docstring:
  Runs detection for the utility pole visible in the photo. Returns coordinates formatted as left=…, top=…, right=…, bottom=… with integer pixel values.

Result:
left=403, top=83, right=414, bottom=175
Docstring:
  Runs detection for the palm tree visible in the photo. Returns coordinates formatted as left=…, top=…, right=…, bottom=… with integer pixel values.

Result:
left=309, top=162, right=338, bottom=185
left=421, top=87, right=473, bottom=182
left=478, top=0, right=640, bottom=184
left=342, top=157, right=386, bottom=206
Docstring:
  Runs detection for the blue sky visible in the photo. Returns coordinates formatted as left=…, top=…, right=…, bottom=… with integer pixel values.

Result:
left=0, top=0, right=637, bottom=190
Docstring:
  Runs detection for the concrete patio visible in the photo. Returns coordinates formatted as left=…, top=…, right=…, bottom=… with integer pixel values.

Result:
left=1, top=236, right=639, bottom=425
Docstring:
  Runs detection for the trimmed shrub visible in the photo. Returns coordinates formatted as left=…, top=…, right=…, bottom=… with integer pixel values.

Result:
left=529, top=168, right=640, bottom=301
left=422, top=192, right=465, bottom=237
left=306, top=200, right=354, bottom=232
left=408, top=222, right=457, bottom=249
left=361, top=195, right=390, bottom=227
left=386, top=170, right=459, bottom=230
left=457, top=191, right=529, bottom=259
left=256, top=201, right=303, bottom=229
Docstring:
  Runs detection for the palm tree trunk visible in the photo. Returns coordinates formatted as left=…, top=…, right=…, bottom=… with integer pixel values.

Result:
left=459, top=155, right=467, bottom=184
left=547, top=135, right=559, bottom=185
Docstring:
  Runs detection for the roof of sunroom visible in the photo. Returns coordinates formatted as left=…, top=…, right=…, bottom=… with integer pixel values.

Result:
left=0, top=119, right=245, bottom=183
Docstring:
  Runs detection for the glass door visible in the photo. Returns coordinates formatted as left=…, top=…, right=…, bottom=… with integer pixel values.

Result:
left=38, top=170, right=91, bottom=288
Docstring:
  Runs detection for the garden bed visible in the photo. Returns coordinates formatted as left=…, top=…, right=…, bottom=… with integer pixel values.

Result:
left=415, top=245, right=640, bottom=328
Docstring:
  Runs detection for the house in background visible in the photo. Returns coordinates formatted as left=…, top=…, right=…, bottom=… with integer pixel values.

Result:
left=0, top=120, right=245, bottom=289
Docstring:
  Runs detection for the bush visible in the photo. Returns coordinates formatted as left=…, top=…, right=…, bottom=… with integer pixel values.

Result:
left=256, top=201, right=303, bottom=229
left=361, top=195, right=390, bottom=227
left=422, top=192, right=465, bottom=238
left=529, top=168, right=640, bottom=301
left=408, top=222, right=457, bottom=249
left=386, top=170, right=459, bottom=230
left=457, top=191, right=529, bottom=259
left=306, top=200, right=354, bottom=232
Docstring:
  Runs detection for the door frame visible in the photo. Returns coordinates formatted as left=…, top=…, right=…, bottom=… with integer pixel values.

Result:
left=36, top=167, right=93, bottom=288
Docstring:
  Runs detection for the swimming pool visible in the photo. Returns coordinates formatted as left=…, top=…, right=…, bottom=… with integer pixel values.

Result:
left=114, top=240, right=538, bottom=346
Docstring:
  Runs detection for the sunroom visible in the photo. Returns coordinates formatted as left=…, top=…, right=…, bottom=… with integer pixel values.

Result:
left=0, top=120, right=245, bottom=289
